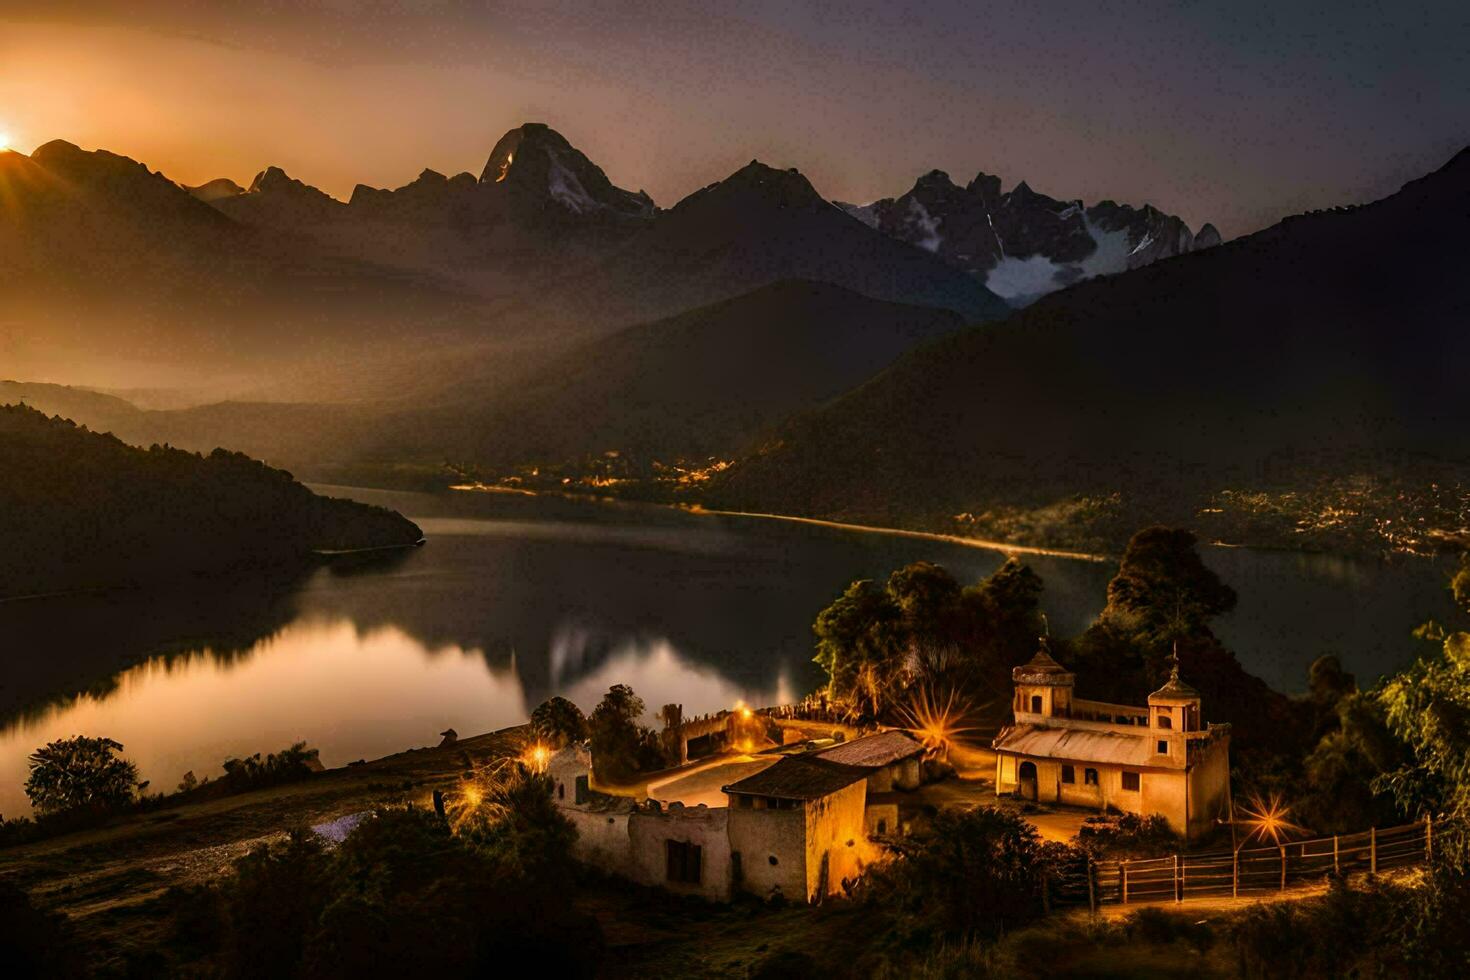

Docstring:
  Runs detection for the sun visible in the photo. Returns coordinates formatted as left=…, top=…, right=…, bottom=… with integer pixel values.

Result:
left=0, top=131, right=10, bottom=151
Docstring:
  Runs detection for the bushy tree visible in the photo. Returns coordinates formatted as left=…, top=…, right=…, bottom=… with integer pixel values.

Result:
left=24, top=736, right=142, bottom=816
left=1102, top=526, right=1237, bottom=640
left=530, top=696, right=588, bottom=748
left=587, top=684, right=664, bottom=784
left=1373, top=595, right=1470, bottom=839
left=863, top=805, right=1056, bottom=941
left=181, top=770, right=598, bottom=979
left=1068, top=527, right=1300, bottom=768
left=813, top=558, right=1046, bottom=720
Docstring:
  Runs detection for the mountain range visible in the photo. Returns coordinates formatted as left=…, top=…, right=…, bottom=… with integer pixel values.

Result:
left=839, top=171, right=1219, bottom=304
left=708, top=147, right=1470, bottom=552
left=5, top=122, right=1464, bottom=555
left=1, top=123, right=1030, bottom=399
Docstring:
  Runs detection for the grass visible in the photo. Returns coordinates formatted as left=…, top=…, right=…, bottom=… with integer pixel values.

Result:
left=0, top=727, right=526, bottom=970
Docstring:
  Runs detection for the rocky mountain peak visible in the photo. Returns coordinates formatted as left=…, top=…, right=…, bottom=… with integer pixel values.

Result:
left=478, top=122, right=653, bottom=218
left=1194, top=223, right=1222, bottom=249
left=848, top=165, right=1218, bottom=306
left=187, top=177, right=246, bottom=202
left=714, top=161, right=828, bottom=210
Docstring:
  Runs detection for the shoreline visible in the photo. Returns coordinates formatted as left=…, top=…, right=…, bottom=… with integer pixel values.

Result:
left=684, top=506, right=1116, bottom=563
left=445, top=483, right=1114, bottom=563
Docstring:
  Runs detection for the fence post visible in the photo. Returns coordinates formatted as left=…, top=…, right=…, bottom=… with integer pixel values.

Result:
left=1121, top=861, right=1129, bottom=904
left=1370, top=827, right=1377, bottom=874
left=1333, top=834, right=1339, bottom=875
left=1087, top=858, right=1097, bottom=917
left=1279, top=844, right=1287, bottom=890
left=1232, top=849, right=1239, bottom=898
left=1426, top=816, right=1433, bottom=863
left=1175, top=853, right=1182, bottom=903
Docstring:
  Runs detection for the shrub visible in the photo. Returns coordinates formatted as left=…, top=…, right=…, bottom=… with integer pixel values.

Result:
left=24, top=735, right=143, bottom=817
left=862, top=805, right=1057, bottom=942
left=0, top=879, right=85, bottom=978
left=170, top=765, right=600, bottom=978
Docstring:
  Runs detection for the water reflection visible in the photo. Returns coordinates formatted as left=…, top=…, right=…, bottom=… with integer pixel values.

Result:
left=0, top=486, right=1457, bottom=814
left=0, top=618, right=515, bottom=814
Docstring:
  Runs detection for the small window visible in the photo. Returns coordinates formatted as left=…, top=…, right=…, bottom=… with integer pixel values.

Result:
left=1061, top=765, right=1075, bottom=784
left=876, top=819, right=888, bottom=834
left=1157, top=714, right=1173, bottom=730
left=1084, top=768, right=1098, bottom=786
left=666, top=840, right=702, bottom=884
left=1157, top=740, right=1169, bottom=755
left=1030, top=694, right=1043, bottom=713
left=1122, top=771, right=1141, bottom=792
left=557, top=782, right=565, bottom=800
left=574, top=774, right=589, bottom=805
left=768, top=855, right=779, bottom=866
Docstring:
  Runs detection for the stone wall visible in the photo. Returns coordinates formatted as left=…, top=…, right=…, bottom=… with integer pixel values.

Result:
left=728, top=807, right=807, bottom=902
left=628, top=803, right=733, bottom=901
left=803, top=780, right=871, bottom=900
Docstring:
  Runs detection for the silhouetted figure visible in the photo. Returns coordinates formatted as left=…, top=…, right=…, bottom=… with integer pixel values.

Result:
left=438, top=728, right=458, bottom=747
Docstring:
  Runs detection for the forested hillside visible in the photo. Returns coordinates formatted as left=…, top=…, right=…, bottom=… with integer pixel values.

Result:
left=708, top=147, right=1470, bottom=555
left=0, top=404, right=422, bottom=597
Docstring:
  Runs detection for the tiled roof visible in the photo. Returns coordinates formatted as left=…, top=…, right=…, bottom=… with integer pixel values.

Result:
left=993, top=724, right=1157, bottom=767
left=722, top=755, right=868, bottom=800
left=813, top=730, right=923, bottom=768
left=1012, top=644, right=1076, bottom=685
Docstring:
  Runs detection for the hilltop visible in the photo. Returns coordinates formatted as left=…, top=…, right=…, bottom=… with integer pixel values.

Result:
left=0, top=404, right=422, bottom=597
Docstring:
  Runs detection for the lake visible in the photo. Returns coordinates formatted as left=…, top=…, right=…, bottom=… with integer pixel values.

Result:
left=0, top=487, right=1457, bottom=815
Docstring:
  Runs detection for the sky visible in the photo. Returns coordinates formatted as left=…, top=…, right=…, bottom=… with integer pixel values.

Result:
left=0, top=1, right=1465, bottom=237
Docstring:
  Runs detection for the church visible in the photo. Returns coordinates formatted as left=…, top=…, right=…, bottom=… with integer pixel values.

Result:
left=992, top=643, right=1232, bottom=839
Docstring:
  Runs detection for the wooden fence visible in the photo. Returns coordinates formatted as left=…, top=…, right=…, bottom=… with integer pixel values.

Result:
left=1077, top=819, right=1439, bottom=908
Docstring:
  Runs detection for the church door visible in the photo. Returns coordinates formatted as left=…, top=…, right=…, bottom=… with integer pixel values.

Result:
left=1018, top=761, right=1039, bottom=801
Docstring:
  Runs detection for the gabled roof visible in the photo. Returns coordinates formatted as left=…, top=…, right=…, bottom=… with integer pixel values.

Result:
left=993, top=724, right=1158, bottom=767
left=813, top=730, right=924, bottom=768
left=722, top=755, right=868, bottom=801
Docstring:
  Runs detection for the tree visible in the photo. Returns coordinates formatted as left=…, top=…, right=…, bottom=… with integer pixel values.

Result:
left=587, top=684, right=663, bottom=784
left=24, top=736, right=142, bottom=817
left=813, top=577, right=901, bottom=713
left=812, top=559, right=1049, bottom=720
left=1103, top=526, right=1237, bottom=642
left=530, top=696, right=588, bottom=748
left=864, top=805, right=1055, bottom=941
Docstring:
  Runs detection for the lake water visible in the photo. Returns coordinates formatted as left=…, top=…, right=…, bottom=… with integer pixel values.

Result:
left=0, top=487, right=1457, bottom=815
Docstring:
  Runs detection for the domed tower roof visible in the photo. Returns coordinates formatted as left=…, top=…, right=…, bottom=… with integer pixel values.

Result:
left=1149, top=647, right=1200, bottom=702
left=1011, top=640, right=1075, bottom=687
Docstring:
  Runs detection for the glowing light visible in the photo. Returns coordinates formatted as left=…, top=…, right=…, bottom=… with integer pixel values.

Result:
left=1237, top=792, right=1307, bottom=845
left=523, top=743, right=551, bottom=774
left=897, top=684, right=981, bottom=759
left=0, top=131, right=10, bottom=151
left=495, top=152, right=513, bottom=182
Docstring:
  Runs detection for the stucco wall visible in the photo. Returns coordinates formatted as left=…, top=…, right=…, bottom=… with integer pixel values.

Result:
left=564, top=807, right=632, bottom=872
left=728, top=807, right=807, bottom=902
left=628, top=804, right=732, bottom=901
left=803, top=780, right=870, bottom=900
left=1186, top=738, right=1232, bottom=837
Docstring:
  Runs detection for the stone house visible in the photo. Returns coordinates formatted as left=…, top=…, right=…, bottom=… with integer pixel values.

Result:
left=723, top=755, right=872, bottom=902
left=992, top=645, right=1232, bottom=839
left=547, top=734, right=898, bottom=902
